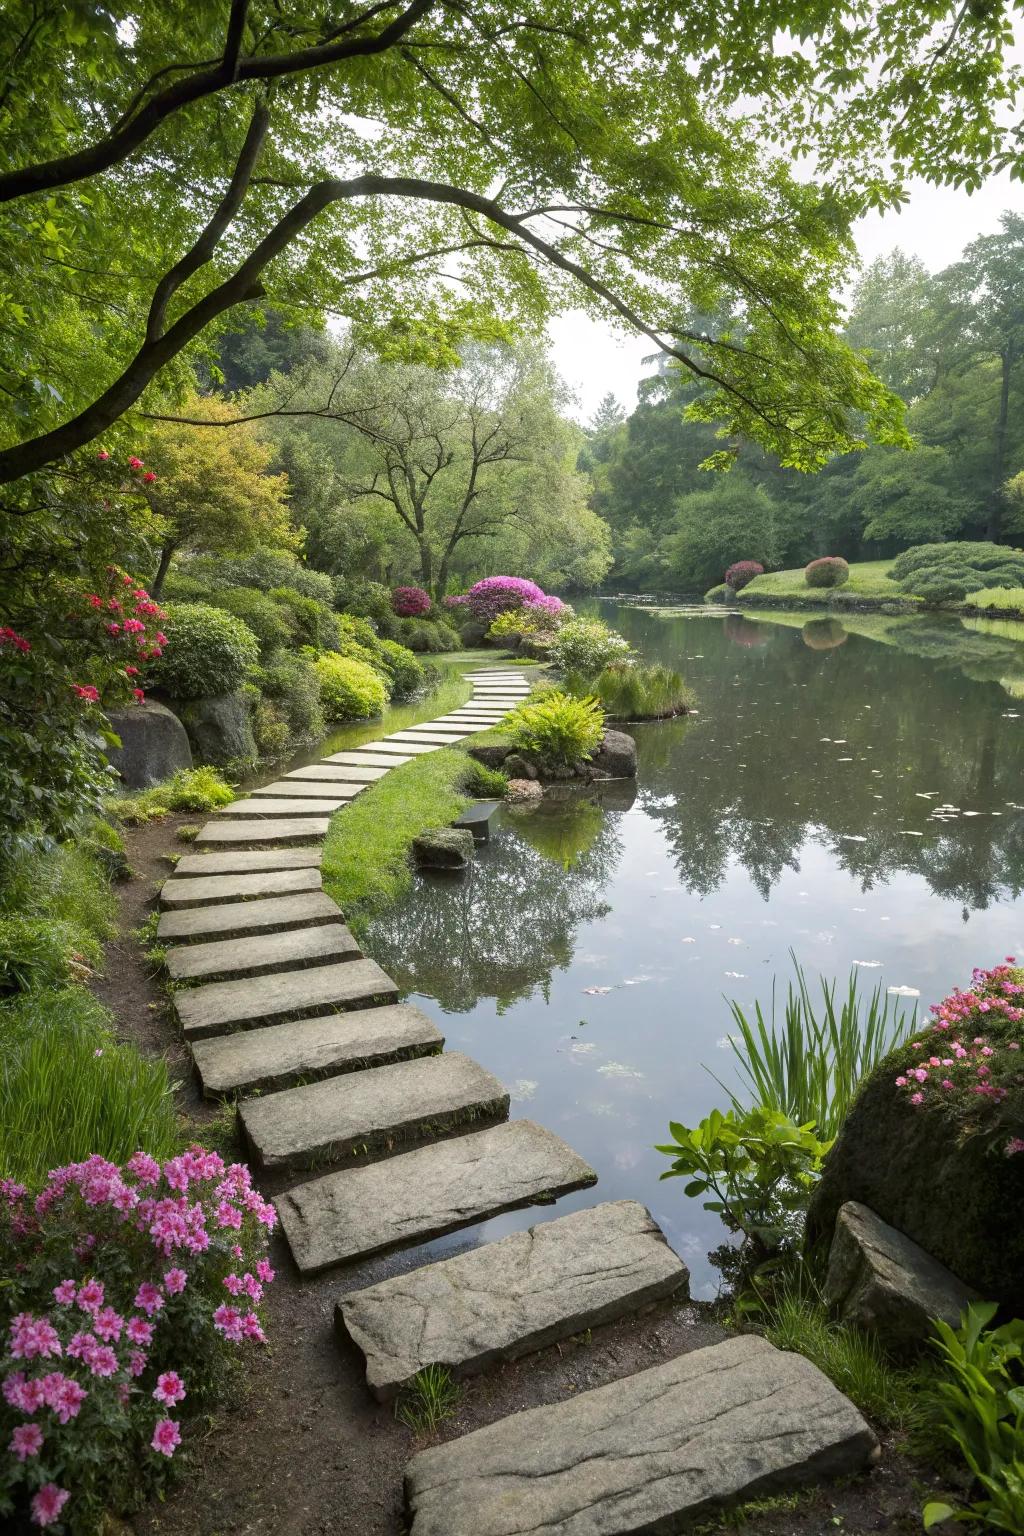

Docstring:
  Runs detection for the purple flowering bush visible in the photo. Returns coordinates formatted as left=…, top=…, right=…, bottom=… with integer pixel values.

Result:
left=0, top=1149, right=275, bottom=1531
left=724, top=560, right=764, bottom=592
left=390, top=586, right=432, bottom=618
left=464, top=576, right=546, bottom=624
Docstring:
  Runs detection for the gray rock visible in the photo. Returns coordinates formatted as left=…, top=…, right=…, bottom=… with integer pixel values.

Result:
left=404, top=1333, right=878, bottom=1536
left=591, top=727, right=638, bottom=779
left=505, top=779, right=542, bottom=805
left=825, top=1201, right=978, bottom=1353
left=503, top=753, right=537, bottom=780
left=191, top=1004, right=444, bottom=1099
left=173, top=957, right=398, bottom=1040
left=173, top=848, right=322, bottom=876
left=194, top=816, right=328, bottom=846
left=106, top=701, right=192, bottom=789
left=218, top=796, right=348, bottom=816
left=157, top=890, right=340, bottom=944
left=174, top=692, right=256, bottom=768
left=239, top=1051, right=508, bottom=1171
left=467, top=743, right=513, bottom=769
left=412, top=828, right=475, bottom=871
left=277, top=1119, right=597, bottom=1274
left=165, top=922, right=360, bottom=985
left=338, top=1200, right=689, bottom=1400
left=160, top=866, right=322, bottom=909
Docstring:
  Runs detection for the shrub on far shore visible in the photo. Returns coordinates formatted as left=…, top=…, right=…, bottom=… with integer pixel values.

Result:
left=725, top=560, right=764, bottom=592
left=805, top=557, right=850, bottom=589
left=397, top=616, right=461, bottom=653
left=391, top=585, right=432, bottom=618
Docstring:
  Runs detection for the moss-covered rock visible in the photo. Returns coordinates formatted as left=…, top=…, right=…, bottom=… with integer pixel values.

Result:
left=807, top=977, right=1024, bottom=1310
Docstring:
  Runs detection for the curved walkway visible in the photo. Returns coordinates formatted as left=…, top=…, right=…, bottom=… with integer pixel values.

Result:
left=156, top=668, right=877, bottom=1535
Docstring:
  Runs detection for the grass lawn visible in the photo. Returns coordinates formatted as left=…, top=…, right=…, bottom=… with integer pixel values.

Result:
left=737, top=559, right=909, bottom=606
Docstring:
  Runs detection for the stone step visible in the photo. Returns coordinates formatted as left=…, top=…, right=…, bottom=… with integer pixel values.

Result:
left=217, top=796, right=348, bottom=817
left=157, top=890, right=340, bottom=944
left=354, top=741, right=441, bottom=756
left=161, top=866, right=323, bottom=909
left=403, top=1334, right=878, bottom=1536
left=166, top=923, right=361, bottom=985
left=277, top=1119, right=597, bottom=1275
left=326, top=751, right=412, bottom=768
left=173, top=957, right=398, bottom=1041
left=194, top=818, right=329, bottom=847
left=338, top=1200, right=689, bottom=1400
left=385, top=731, right=468, bottom=745
left=451, top=801, right=500, bottom=843
left=239, top=1052, right=509, bottom=1172
left=174, top=847, right=323, bottom=876
left=285, top=763, right=390, bottom=782
left=251, top=779, right=366, bottom=799
left=191, top=1003, right=444, bottom=1099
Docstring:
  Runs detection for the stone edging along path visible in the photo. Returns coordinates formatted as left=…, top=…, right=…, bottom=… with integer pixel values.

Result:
left=157, top=669, right=880, bottom=1534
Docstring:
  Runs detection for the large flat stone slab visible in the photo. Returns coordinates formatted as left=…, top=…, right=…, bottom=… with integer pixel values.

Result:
left=355, top=740, right=441, bottom=756
left=166, top=923, right=360, bottom=984
left=240, top=1051, right=508, bottom=1171
left=191, top=1004, right=444, bottom=1098
left=174, top=847, right=323, bottom=876
left=218, top=796, right=348, bottom=816
left=404, top=1334, right=878, bottom=1536
left=338, top=1200, right=688, bottom=1399
left=278, top=1120, right=597, bottom=1275
left=286, top=763, right=389, bottom=782
left=825, top=1201, right=979, bottom=1354
left=173, top=958, right=398, bottom=1040
left=389, top=728, right=469, bottom=742
left=326, top=751, right=411, bottom=768
left=251, top=779, right=365, bottom=799
left=195, top=817, right=328, bottom=846
left=158, top=890, right=340, bottom=943
left=160, top=866, right=322, bottom=909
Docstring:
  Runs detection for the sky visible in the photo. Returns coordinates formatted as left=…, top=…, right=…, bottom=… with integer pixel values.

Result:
left=549, top=171, right=1024, bottom=424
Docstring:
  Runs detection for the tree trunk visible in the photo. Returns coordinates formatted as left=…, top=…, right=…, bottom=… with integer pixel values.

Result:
left=417, top=539, right=433, bottom=594
left=151, top=542, right=176, bottom=599
left=987, top=347, right=1012, bottom=541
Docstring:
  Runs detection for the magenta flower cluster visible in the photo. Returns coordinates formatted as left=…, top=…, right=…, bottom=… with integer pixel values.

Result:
left=464, top=576, right=547, bottom=624
left=724, top=560, right=764, bottom=593
left=894, top=960, right=1023, bottom=1156
left=390, top=585, right=432, bottom=617
left=1, top=1150, right=275, bottom=1529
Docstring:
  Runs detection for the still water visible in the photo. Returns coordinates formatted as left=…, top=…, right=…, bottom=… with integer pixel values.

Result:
left=362, top=602, right=1024, bottom=1295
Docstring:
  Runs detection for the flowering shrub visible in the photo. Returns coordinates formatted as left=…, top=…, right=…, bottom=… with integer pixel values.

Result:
left=894, top=960, right=1023, bottom=1156
left=145, top=603, right=259, bottom=699
left=804, top=556, right=850, bottom=589
left=314, top=653, right=389, bottom=721
left=0, top=1150, right=274, bottom=1531
left=391, top=586, right=432, bottom=618
left=724, top=560, right=764, bottom=592
left=464, top=576, right=546, bottom=624
left=548, top=617, right=632, bottom=677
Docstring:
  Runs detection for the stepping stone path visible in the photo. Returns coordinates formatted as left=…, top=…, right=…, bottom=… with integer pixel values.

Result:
left=158, top=667, right=873, bottom=1532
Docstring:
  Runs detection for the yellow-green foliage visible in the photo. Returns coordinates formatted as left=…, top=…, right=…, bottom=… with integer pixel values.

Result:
left=966, top=586, right=1024, bottom=616
left=503, top=689, right=605, bottom=770
left=106, top=766, right=235, bottom=825
left=314, top=652, right=390, bottom=721
left=488, top=607, right=557, bottom=640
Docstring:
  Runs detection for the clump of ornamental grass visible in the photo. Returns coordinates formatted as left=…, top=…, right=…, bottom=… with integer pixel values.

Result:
left=570, top=660, right=694, bottom=721
left=394, top=1364, right=462, bottom=1433
left=105, top=766, right=235, bottom=825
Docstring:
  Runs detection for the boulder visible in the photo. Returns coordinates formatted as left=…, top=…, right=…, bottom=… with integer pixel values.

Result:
left=173, top=692, right=257, bottom=769
left=825, top=1202, right=978, bottom=1354
left=106, top=700, right=193, bottom=789
left=807, top=1045, right=1024, bottom=1311
left=468, top=742, right=513, bottom=769
left=505, top=779, right=543, bottom=806
left=503, top=753, right=537, bottom=780
left=460, top=621, right=489, bottom=646
left=412, top=827, right=475, bottom=871
left=591, top=727, right=637, bottom=779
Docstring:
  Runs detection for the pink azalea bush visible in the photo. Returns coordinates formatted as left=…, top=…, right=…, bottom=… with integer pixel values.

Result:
left=390, top=586, right=432, bottom=618
left=0, top=1150, right=274, bottom=1531
left=894, top=960, right=1023, bottom=1156
left=724, top=560, right=764, bottom=593
left=464, top=576, right=547, bottom=624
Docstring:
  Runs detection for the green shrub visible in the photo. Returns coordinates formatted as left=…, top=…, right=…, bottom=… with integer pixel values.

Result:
left=206, top=586, right=291, bottom=656
left=0, top=987, right=179, bottom=1185
left=503, top=689, right=605, bottom=771
left=269, top=585, right=340, bottom=650
left=252, top=698, right=291, bottom=754
left=259, top=652, right=324, bottom=739
left=577, top=661, right=693, bottom=720
left=891, top=540, right=1024, bottom=582
left=106, top=766, right=235, bottom=824
left=374, top=637, right=424, bottom=699
left=893, top=542, right=1024, bottom=605
left=921, top=1303, right=1024, bottom=1534
left=314, top=653, right=389, bottom=721
left=966, top=586, right=1024, bottom=615
left=548, top=616, right=632, bottom=676
left=147, top=602, right=260, bottom=698
left=804, top=556, right=850, bottom=588
left=210, top=549, right=336, bottom=605
left=397, top=616, right=462, bottom=652
left=332, top=576, right=396, bottom=631
left=487, top=607, right=561, bottom=641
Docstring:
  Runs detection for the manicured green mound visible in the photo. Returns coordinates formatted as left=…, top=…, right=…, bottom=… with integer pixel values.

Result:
left=738, top=560, right=907, bottom=607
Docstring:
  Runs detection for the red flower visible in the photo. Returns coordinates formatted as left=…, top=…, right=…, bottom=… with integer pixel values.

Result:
left=73, top=684, right=100, bottom=702
left=107, top=598, right=122, bottom=612
left=0, top=626, right=31, bottom=653
left=107, top=622, right=121, bottom=636
left=142, top=471, right=157, bottom=484
left=132, top=688, right=145, bottom=702
left=87, top=595, right=103, bottom=609
left=125, top=665, right=139, bottom=676
left=128, top=456, right=144, bottom=470
left=96, top=450, right=110, bottom=461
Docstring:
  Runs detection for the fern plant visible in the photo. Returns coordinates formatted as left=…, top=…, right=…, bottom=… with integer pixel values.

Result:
left=502, top=689, right=604, bottom=771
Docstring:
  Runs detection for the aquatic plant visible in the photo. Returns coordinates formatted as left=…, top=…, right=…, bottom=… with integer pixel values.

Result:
left=568, top=660, right=693, bottom=720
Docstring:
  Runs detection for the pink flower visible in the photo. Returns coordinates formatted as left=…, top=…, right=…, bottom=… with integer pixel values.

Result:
left=9, top=1314, right=62, bottom=1360
left=93, top=1306, right=123, bottom=1342
left=96, top=450, right=110, bottom=461
left=128, top=456, right=144, bottom=469
left=87, top=1344, right=118, bottom=1378
left=125, top=1316, right=154, bottom=1346
left=151, top=1418, right=181, bottom=1457
left=128, top=1350, right=147, bottom=1378
left=31, top=1483, right=70, bottom=1527
left=163, top=1267, right=187, bottom=1295
left=132, top=687, right=145, bottom=701
left=894, top=1075, right=908, bottom=1087
left=134, top=1281, right=164, bottom=1316
left=153, top=1371, right=186, bottom=1407
left=213, top=1304, right=243, bottom=1342
left=142, top=470, right=157, bottom=483
left=40, top=1373, right=87, bottom=1425
left=1006, top=1138, right=1024, bottom=1157
left=241, top=1312, right=266, bottom=1343
left=77, top=1279, right=104, bottom=1314
left=909, top=1091, right=925, bottom=1105
left=52, top=1279, right=77, bottom=1305
left=10, top=1422, right=44, bottom=1461
left=256, top=1259, right=275, bottom=1283
left=73, top=683, right=100, bottom=702
left=941, top=1079, right=955, bottom=1090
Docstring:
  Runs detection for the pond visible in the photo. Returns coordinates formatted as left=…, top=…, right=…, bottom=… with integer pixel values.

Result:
left=361, top=601, right=1024, bottom=1297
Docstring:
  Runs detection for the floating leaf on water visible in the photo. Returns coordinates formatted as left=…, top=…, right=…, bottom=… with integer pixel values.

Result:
left=915, top=792, right=937, bottom=799
left=724, top=970, right=747, bottom=978
left=840, top=835, right=867, bottom=842
left=726, top=937, right=743, bottom=945
left=681, top=937, right=696, bottom=943
left=597, top=1060, right=644, bottom=1080
left=621, top=975, right=652, bottom=986
left=900, top=831, right=924, bottom=836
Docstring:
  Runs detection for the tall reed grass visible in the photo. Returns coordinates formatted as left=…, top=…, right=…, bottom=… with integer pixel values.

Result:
left=716, top=952, right=916, bottom=1139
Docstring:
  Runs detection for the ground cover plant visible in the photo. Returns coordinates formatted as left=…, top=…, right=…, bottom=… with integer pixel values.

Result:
left=729, top=559, right=909, bottom=609
left=724, top=561, right=764, bottom=592
left=105, top=767, right=235, bottom=826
